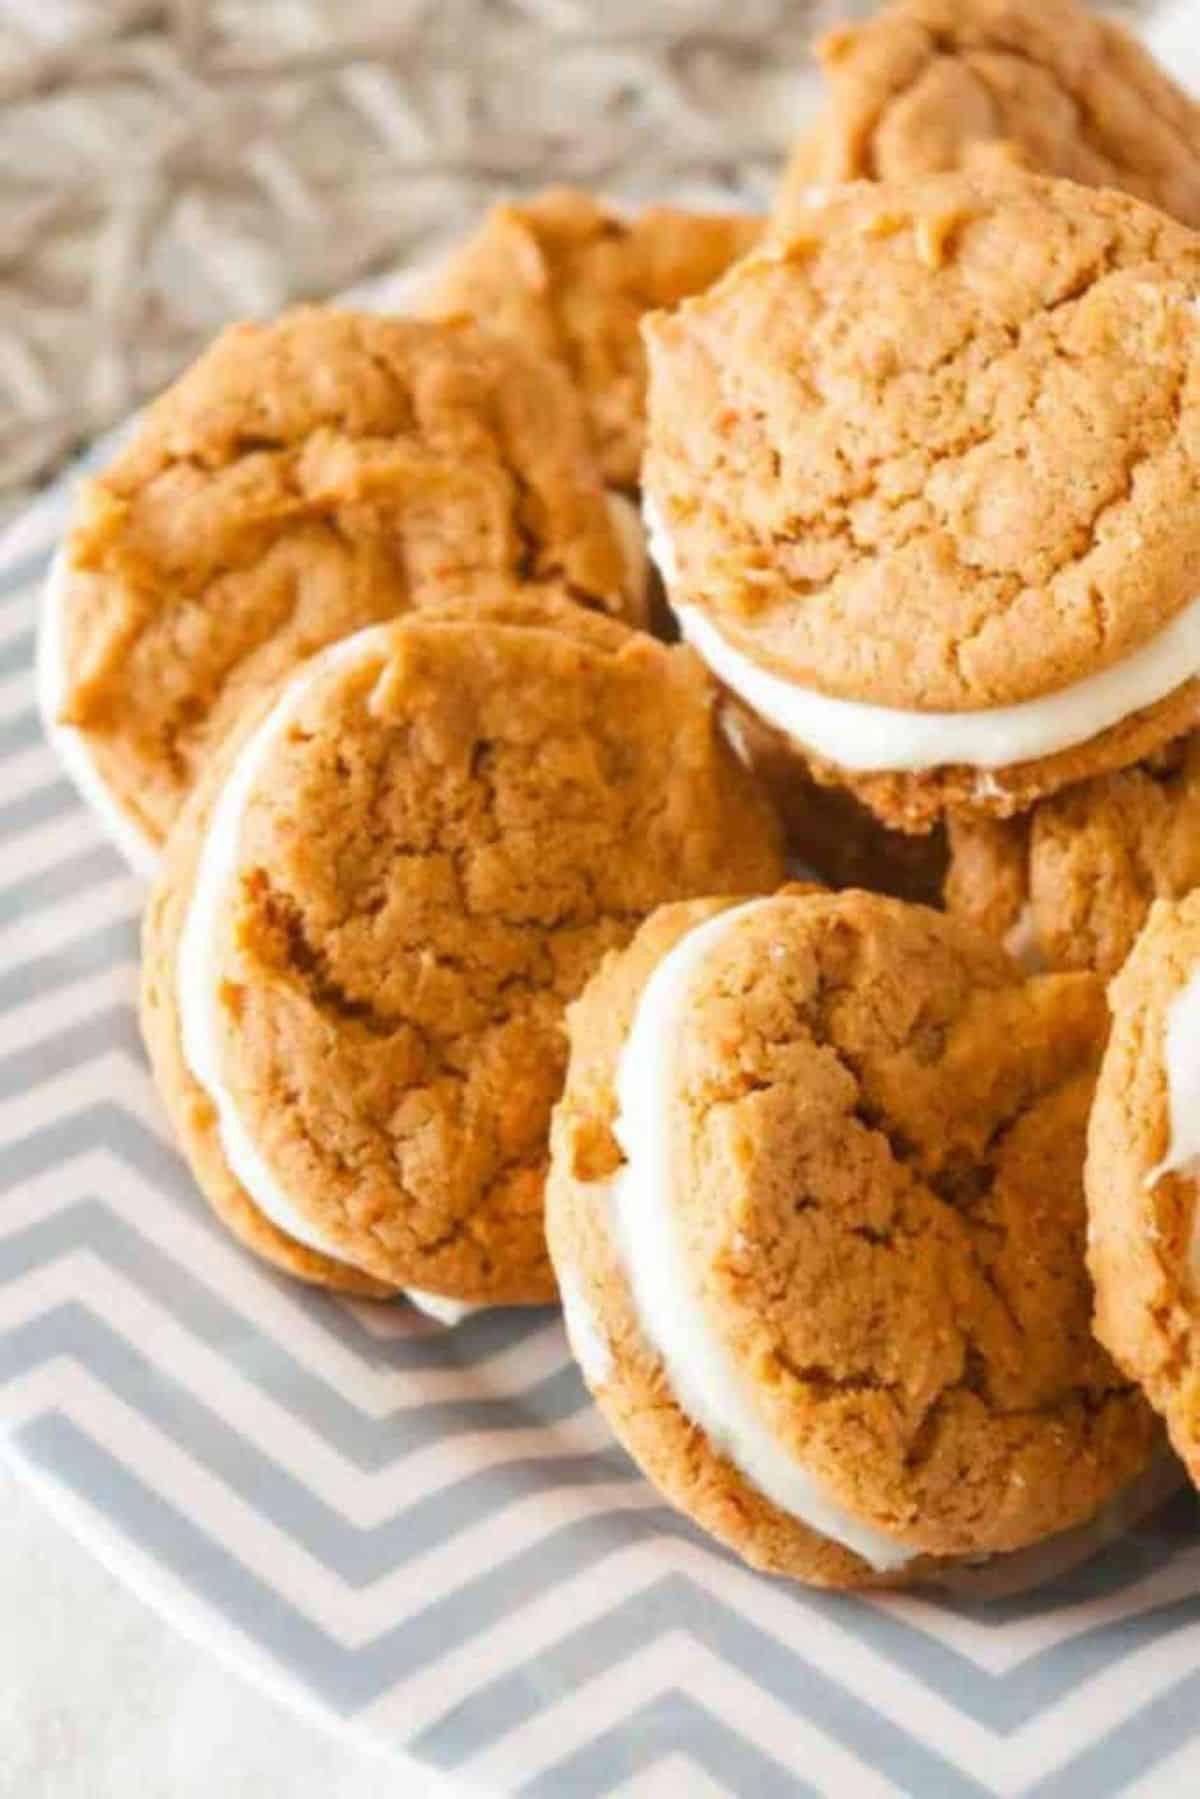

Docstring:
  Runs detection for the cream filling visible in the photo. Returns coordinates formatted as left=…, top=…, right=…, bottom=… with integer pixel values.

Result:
left=559, top=1268, right=613, bottom=1389
left=177, top=625, right=479, bottom=1324
left=645, top=500, right=1200, bottom=775
left=1149, top=968, right=1200, bottom=1280
left=404, top=1289, right=483, bottom=1327
left=1160, top=969, right=1200, bottom=1183
left=607, top=900, right=913, bottom=1573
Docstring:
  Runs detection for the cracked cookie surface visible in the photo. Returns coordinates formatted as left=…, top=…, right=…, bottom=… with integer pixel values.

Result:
left=947, top=733, right=1200, bottom=978
left=141, top=595, right=785, bottom=1302
left=422, top=187, right=761, bottom=490
left=775, top=0, right=1200, bottom=237
left=548, top=888, right=1156, bottom=1584
left=1087, top=892, right=1200, bottom=1486
left=58, top=307, right=632, bottom=850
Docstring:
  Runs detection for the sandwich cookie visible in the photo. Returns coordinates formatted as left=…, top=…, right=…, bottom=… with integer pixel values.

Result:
left=548, top=888, right=1156, bottom=1585
left=141, top=597, right=785, bottom=1308
left=946, top=733, right=1200, bottom=978
left=421, top=186, right=761, bottom=492
left=644, top=171, right=1200, bottom=835
left=774, top=0, right=1200, bottom=240
left=46, top=307, right=642, bottom=869
left=1087, top=890, right=1200, bottom=1485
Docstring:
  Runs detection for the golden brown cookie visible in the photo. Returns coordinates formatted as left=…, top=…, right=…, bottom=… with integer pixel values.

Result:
left=547, top=887, right=1156, bottom=1586
left=726, top=701, right=948, bottom=902
left=1087, top=891, right=1200, bottom=1486
left=643, top=170, right=1200, bottom=836
left=141, top=595, right=785, bottom=1306
left=775, top=0, right=1200, bottom=237
left=421, top=187, right=761, bottom=490
left=52, top=307, right=637, bottom=860
left=946, top=733, right=1200, bottom=978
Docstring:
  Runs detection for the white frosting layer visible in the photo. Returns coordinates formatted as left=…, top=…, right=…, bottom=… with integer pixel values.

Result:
left=1162, top=969, right=1200, bottom=1184
left=405, top=1289, right=482, bottom=1327
left=177, top=625, right=479, bottom=1322
left=609, top=900, right=913, bottom=1573
left=646, top=500, right=680, bottom=587
left=1150, top=968, right=1200, bottom=1286
left=178, top=629, right=386, bottom=1267
left=559, top=1269, right=613, bottom=1388
left=645, top=501, right=1200, bottom=775
left=38, top=552, right=162, bottom=881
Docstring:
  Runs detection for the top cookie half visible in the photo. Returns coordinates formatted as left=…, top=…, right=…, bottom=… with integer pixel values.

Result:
left=775, top=0, right=1200, bottom=238
left=51, top=308, right=635, bottom=855
left=643, top=170, right=1200, bottom=832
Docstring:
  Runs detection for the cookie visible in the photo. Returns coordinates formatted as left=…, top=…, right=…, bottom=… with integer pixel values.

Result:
left=47, top=307, right=643, bottom=868
left=421, top=187, right=761, bottom=490
left=724, top=700, right=948, bottom=902
left=774, top=0, right=1200, bottom=238
left=141, top=595, right=785, bottom=1307
left=643, top=170, right=1200, bottom=836
left=946, top=733, right=1200, bottom=977
left=1087, top=891, right=1200, bottom=1485
left=547, top=887, right=1156, bottom=1586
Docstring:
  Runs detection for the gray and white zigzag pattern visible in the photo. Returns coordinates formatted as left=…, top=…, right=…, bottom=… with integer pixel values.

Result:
left=3, top=473, right=1200, bottom=1798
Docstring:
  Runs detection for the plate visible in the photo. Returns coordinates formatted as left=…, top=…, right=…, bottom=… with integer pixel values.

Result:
left=5, top=313, right=1200, bottom=1799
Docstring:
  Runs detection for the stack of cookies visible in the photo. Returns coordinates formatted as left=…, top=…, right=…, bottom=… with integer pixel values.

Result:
left=38, top=0, right=1200, bottom=1589
left=47, top=304, right=784, bottom=1313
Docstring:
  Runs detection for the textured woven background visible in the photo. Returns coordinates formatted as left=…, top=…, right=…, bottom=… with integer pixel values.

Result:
left=0, top=0, right=1153, bottom=524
